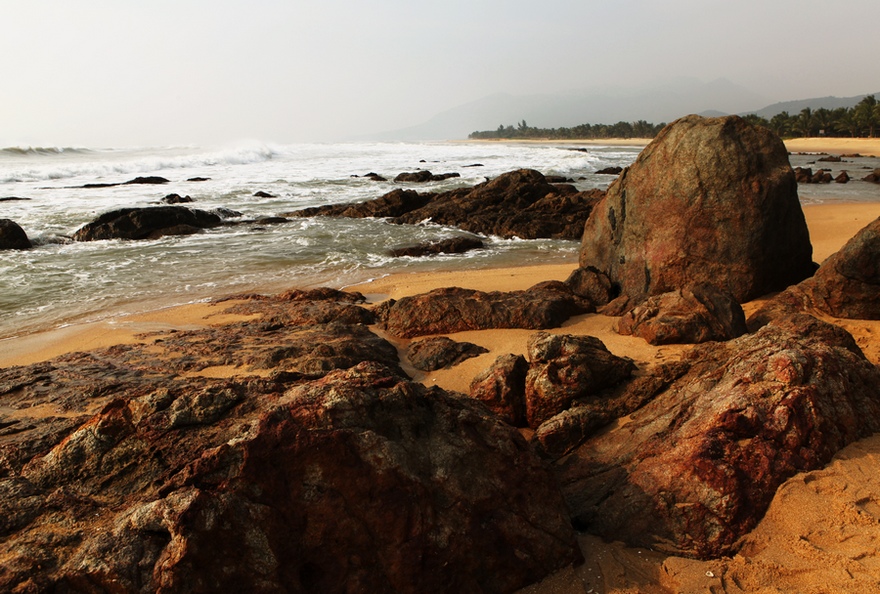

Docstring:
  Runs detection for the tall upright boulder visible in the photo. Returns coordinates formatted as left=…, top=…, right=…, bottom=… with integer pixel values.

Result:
left=579, top=115, right=814, bottom=303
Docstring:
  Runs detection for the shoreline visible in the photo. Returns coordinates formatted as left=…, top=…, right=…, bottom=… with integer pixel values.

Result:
left=463, top=136, right=880, bottom=157
left=3, top=201, right=880, bottom=372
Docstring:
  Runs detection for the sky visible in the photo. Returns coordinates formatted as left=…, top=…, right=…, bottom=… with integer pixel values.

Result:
left=2, top=0, right=878, bottom=147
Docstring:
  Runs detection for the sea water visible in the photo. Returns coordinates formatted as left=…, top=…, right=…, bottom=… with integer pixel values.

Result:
left=0, top=141, right=639, bottom=339
left=2, top=142, right=877, bottom=341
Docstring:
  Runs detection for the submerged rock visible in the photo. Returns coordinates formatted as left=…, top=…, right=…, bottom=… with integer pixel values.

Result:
left=0, top=219, right=32, bottom=250
left=72, top=206, right=223, bottom=241
left=289, top=168, right=605, bottom=240
left=389, top=236, right=484, bottom=258
left=578, top=115, right=814, bottom=303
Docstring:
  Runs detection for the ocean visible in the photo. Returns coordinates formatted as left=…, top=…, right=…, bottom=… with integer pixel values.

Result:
left=0, top=141, right=640, bottom=340
left=1, top=141, right=877, bottom=342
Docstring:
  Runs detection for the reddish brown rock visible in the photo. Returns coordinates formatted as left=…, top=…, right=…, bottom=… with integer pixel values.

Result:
left=556, top=315, right=880, bottom=559
left=835, top=171, right=850, bottom=183
left=524, top=332, right=635, bottom=429
left=377, top=281, right=594, bottom=339
left=406, top=336, right=488, bottom=371
left=578, top=115, right=814, bottom=303
left=616, top=283, right=747, bottom=345
left=862, top=168, right=880, bottom=183
left=748, top=216, right=880, bottom=326
left=564, top=265, right=614, bottom=306
left=532, top=361, right=690, bottom=459
left=469, top=354, right=529, bottom=426
left=0, top=291, right=581, bottom=591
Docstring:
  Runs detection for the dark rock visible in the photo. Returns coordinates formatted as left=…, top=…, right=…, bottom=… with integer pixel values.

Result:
left=595, top=166, right=623, bottom=175
left=125, top=176, right=170, bottom=185
left=187, top=177, right=210, bottom=182
left=524, top=332, right=635, bottom=429
left=406, top=337, right=488, bottom=371
left=794, top=166, right=813, bottom=183
left=161, top=193, right=193, bottom=204
left=616, top=283, right=747, bottom=345
left=253, top=191, right=276, bottom=198
left=290, top=188, right=431, bottom=219
left=748, top=216, right=880, bottom=325
left=0, top=219, right=32, bottom=250
left=253, top=216, right=289, bottom=225
left=390, top=236, right=484, bottom=258
left=462, top=163, right=484, bottom=167
left=835, top=171, right=850, bottom=183
left=862, top=168, right=880, bottom=183
left=556, top=315, right=880, bottom=559
left=810, top=169, right=832, bottom=184
left=377, top=281, right=595, bottom=338
left=578, top=115, right=813, bottom=303
left=211, top=207, right=242, bottom=219
left=544, top=175, right=575, bottom=183
left=393, top=171, right=460, bottom=183
left=289, top=169, right=605, bottom=240
left=469, top=354, right=529, bottom=426
left=0, top=196, right=31, bottom=202
left=72, top=206, right=223, bottom=241
left=817, top=155, right=842, bottom=162
left=363, top=172, right=387, bottom=181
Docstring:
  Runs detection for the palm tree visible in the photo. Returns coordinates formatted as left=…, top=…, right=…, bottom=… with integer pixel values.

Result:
left=769, top=111, right=792, bottom=137
left=834, top=110, right=861, bottom=138
left=794, top=108, right=815, bottom=137
left=855, top=95, right=877, bottom=137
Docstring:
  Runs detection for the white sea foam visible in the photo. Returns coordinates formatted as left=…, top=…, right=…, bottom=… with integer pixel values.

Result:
left=0, top=140, right=652, bottom=339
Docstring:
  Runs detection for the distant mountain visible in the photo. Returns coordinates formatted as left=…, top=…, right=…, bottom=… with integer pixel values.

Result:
left=744, top=93, right=880, bottom=118
left=363, top=78, right=771, bottom=141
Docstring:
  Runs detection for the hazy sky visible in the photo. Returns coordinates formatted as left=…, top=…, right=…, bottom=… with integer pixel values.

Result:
left=2, top=0, right=878, bottom=147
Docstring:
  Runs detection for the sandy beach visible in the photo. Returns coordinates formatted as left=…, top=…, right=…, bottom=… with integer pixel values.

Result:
left=2, top=137, right=880, bottom=593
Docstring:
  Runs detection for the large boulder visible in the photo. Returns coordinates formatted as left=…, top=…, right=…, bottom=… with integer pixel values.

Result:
left=748, top=216, right=880, bottom=326
left=73, top=206, right=223, bottom=241
left=578, top=115, right=814, bottom=303
left=0, top=219, right=31, bottom=250
left=556, top=315, right=880, bottom=559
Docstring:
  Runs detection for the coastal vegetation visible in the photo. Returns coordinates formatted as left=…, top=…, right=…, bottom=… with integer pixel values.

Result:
left=470, top=94, right=880, bottom=140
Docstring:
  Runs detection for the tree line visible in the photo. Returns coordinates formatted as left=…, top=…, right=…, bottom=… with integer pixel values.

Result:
left=469, top=95, right=880, bottom=140
left=468, top=119, right=666, bottom=140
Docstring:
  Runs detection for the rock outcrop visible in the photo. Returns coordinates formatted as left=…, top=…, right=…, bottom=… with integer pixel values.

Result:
left=289, top=169, right=605, bottom=240
left=578, top=115, right=814, bottom=304
left=72, top=206, right=223, bottom=241
left=616, top=283, right=747, bottom=345
left=0, top=288, right=580, bottom=592
left=557, top=315, right=880, bottom=559
left=376, top=281, right=594, bottom=338
left=748, top=216, right=880, bottom=326
left=0, top=219, right=32, bottom=250
left=393, top=170, right=460, bottom=182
